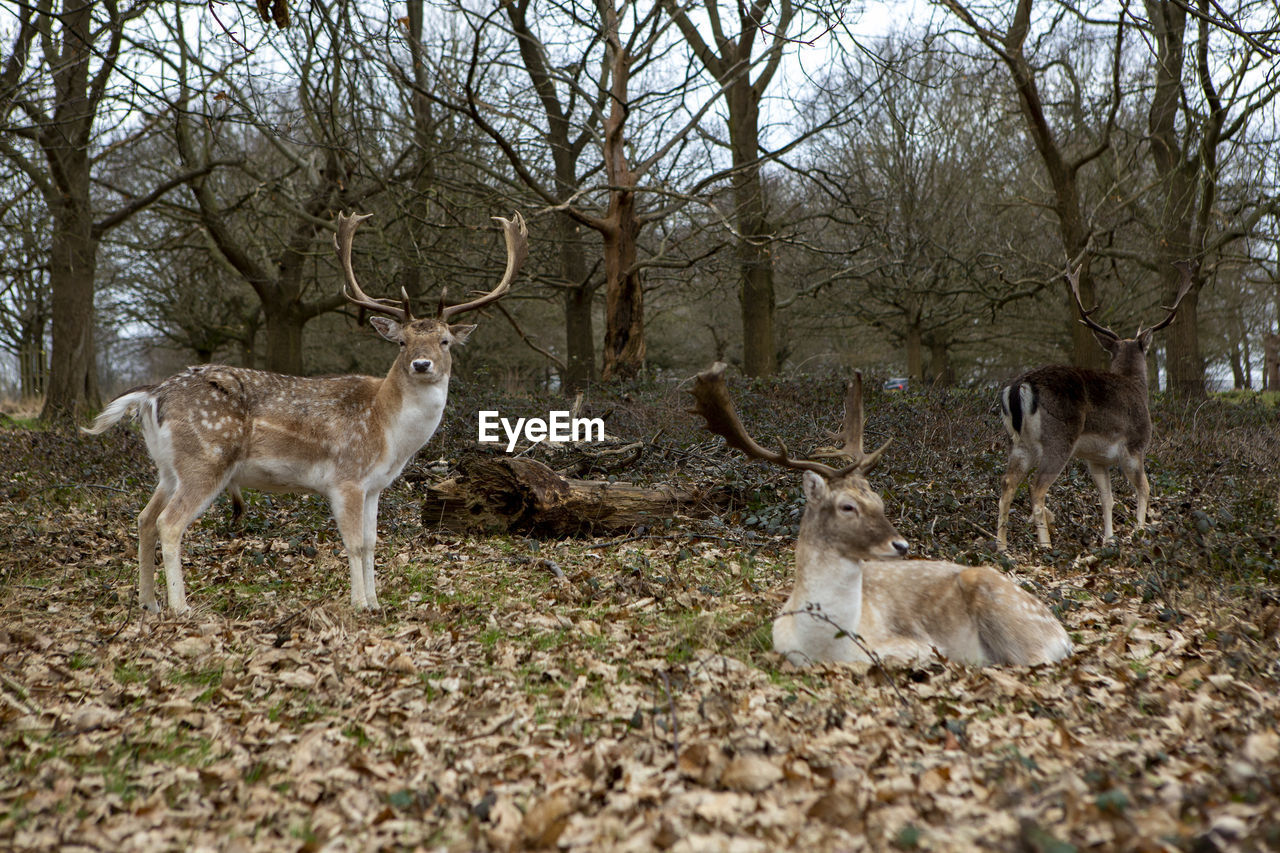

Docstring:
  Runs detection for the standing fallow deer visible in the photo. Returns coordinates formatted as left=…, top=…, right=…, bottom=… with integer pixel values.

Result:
left=996, top=262, right=1194, bottom=551
left=83, top=212, right=528, bottom=613
left=690, top=363, right=1072, bottom=667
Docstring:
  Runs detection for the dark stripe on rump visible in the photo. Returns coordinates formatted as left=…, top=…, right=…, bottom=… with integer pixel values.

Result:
left=1008, top=385, right=1023, bottom=433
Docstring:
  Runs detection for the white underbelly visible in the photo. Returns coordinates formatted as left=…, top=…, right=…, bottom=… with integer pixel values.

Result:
left=1072, top=435, right=1127, bottom=465
left=231, top=459, right=330, bottom=494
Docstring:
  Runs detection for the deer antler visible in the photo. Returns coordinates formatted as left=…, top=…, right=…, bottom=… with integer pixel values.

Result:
left=1141, top=261, right=1196, bottom=334
left=689, top=363, right=890, bottom=478
left=334, top=212, right=412, bottom=323
left=834, top=371, right=891, bottom=474
left=438, top=212, right=529, bottom=321
left=1065, top=264, right=1119, bottom=342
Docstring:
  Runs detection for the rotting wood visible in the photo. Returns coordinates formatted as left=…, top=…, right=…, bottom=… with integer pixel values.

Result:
left=420, top=455, right=724, bottom=536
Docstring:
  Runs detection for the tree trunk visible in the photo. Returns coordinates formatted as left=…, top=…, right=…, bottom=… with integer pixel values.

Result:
left=600, top=215, right=645, bottom=381
left=1145, top=0, right=1204, bottom=398
left=599, top=13, right=645, bottom=382
left=262, top=306, right=306, bottom=376
left=37, top=0, right=101, bottom=421
left=905, top=322, right=924, bottom=382
left=928, top=331, right=954, bottom=386
left=41, top=206, right=99, bottom=421
left=1228, top=342, right=1245, bottom=390
left=1264, top=333, right=1279, bottom=391
left=729, top=82, right=776, bottom=376
left=18, top=314, right=48, bottom=399
left=559, top=214, right=596, bottom=390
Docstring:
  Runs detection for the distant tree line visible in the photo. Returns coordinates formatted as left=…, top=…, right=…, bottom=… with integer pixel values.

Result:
left=2, top=0, right=1277, bottom=420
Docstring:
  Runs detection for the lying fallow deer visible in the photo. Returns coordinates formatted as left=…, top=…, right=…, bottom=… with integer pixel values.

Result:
left=690, top=363, right=1072, bottom=666
left=83, top=212, right=528, bottom=613
left=996, top=262, right=1193, bottom=550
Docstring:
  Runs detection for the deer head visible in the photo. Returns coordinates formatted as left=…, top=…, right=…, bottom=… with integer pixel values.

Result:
left=335, top=211, right=528, bottom=383
left=689, top=362, right=906, bottom=560
left=1066, top=261, right=1195, bottom=379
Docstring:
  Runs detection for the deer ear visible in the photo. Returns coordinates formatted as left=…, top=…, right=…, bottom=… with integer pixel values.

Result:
left=802, top=470, right=829, bottom=503
left=448, top=324, right=477, bottom=345
left=1136, top=328, right=1154, bottom=352
left=369, top=316, right=403, bottom=342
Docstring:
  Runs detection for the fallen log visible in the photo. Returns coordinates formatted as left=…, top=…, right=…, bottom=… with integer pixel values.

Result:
left=420, top=455, right=723, bottom=536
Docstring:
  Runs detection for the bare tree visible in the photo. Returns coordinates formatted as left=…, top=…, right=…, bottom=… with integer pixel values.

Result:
left=0, top=182, right=51, bottom=398
left=938, top=0, right=1127, bottom=370
left=663, top=0, right=793, bottom=376
left=166, top=8, right=359, bottom=374
left=414, top=0, right=738, bottom=381
left=0, top=1, right=222, bottom=420
left=786, top=41, right=1050, bottom=382
left=1139, top=0, right=1280, bottom=396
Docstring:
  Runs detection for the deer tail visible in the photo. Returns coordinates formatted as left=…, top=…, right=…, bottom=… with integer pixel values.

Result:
left=1000, top=382, right=1037, bottom=437
left=80, top=386, right=155, bottom=435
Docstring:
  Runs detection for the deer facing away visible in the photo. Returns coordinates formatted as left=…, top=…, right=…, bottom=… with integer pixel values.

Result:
left=690, top=363, right=1072, bottom=667
left=996, top=263, right=1193, bottom=551
left=83, top=212, right=528, bottom=613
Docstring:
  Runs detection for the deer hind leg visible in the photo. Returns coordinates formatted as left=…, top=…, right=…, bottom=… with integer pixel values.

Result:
left=1029, top=456, right=1069, bottom=549
left=1121, top=455, right=1151, bottom=531
left=155, top=477, right=226, bottom=614
left=997, top=448, right=1032, bottom=551
left=137, top=484, right=171, bottom=612
left=1086, top=461, right=1115, bottom=543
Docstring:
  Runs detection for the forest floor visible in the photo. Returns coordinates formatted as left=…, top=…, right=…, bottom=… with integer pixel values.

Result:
left=1, top=376, right=1278, bottom=852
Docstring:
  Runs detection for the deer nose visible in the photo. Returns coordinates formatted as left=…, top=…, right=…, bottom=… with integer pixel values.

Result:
left=411, top=359, right=433, bottom=374
left=892, top=540, right=909, bottom=557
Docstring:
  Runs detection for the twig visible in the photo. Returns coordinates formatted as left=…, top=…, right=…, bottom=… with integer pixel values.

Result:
left=41, top=483, right=131, bottom=494
left=461, top=712, right=517, bottom=742
left=207, top=0, right=252, bottom=54
left=537, top=558, right=565, bottom=580
left=966, top=518, right=997, bottom=540
left=495, top=303, right=567, bottom=370
left=776, top=605, right=911, bottom=708
left=587, top=532, right=776, bottom=551
left=656, top=670, right=680, bottom=761
left=0, top=671, right=36, bottom=716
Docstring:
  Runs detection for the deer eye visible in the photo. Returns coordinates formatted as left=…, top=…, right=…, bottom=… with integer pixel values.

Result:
left=398, top=341, right=406, bottom=348
left=441, top=338, right=450, bottom=347
left=838, top=502, right=858, bottom=514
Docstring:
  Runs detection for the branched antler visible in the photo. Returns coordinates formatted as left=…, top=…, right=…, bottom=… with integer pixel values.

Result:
left=1065, top=264, right=1118, bottom=342
left=1067, top=259, right=1196, bottom=339
left=335, top=212, right=412, bottom=323
left=1142, top=261, right=1195, bottom=335
left=438, top=212, right=529, bottom=321
left=335, top=211, right=529, bottom=325
left=688, top=363, right=888, bottom=479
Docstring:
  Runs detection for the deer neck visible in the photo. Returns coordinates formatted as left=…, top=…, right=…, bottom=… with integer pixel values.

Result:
left=1109, top=345, right=1150, bottom=388
left=788, top=536, right=865, bottom=638
left=373, top=361, right=450, bottom=461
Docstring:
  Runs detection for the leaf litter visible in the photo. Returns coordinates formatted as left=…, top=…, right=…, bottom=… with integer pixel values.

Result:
left=2, top=387, right=1279, bottom=851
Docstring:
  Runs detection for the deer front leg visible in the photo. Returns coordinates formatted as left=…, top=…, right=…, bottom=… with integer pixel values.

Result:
left=361, top=491, right=382, bottom=610
left=331, top=485, right=374, bottom=609
left=1086, top=461, right=1116, bottom=543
